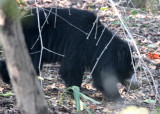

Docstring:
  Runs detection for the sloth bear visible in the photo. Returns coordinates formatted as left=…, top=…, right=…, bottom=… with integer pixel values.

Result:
left=0, top=8, right=137, bottom=101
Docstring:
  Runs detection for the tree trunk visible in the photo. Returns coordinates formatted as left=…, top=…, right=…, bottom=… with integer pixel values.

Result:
left=0, top=0, right=48, bottom=114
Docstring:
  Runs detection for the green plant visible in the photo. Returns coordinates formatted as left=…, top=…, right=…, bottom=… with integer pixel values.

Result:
left=60, top=86, right=101, bottom=114
left=0, top=91, right=14, bottom=97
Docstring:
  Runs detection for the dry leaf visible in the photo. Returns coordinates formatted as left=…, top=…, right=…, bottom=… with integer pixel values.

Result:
left=87, top=105, right=97, bottom=109
left=0, top=87, right=4, bottom=92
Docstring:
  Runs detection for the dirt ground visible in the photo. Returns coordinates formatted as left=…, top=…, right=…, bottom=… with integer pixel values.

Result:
left=0, top=0, right=160, bottom=114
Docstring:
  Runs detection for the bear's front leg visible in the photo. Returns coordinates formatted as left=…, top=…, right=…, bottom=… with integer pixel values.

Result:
left=96, top=69, right=124, bottom=101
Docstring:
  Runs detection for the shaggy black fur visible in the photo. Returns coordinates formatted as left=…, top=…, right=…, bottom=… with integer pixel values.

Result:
left=0, top=8, right=134, bottom=101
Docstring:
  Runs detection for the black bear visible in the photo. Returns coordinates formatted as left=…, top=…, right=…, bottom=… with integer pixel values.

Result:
left=0, top=8, right=137, bottom=101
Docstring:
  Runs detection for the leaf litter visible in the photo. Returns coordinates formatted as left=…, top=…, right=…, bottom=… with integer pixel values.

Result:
left=0, top=0, right=160, bottom=113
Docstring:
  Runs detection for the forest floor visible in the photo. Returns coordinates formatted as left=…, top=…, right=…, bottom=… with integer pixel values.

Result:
left=0, top=0, right=160, bottom=114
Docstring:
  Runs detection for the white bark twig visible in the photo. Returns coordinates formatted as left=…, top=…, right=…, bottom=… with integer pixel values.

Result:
left=108, top=0, right=160, bottom=102
left=90, top=25, right=122, bottom=75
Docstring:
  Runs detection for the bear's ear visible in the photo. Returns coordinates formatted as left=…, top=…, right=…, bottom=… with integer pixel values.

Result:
left=116, top=45, right=129, bottom=62
left=116, top=44, right=134, bottom=59
left=115, top=45, right=133, bottom=72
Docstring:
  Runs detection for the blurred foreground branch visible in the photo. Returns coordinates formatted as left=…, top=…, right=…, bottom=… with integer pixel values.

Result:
left=0, top=0, right=48, bottom=114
